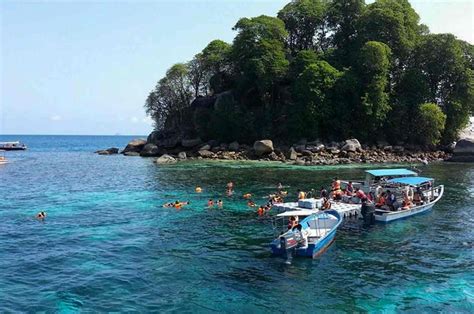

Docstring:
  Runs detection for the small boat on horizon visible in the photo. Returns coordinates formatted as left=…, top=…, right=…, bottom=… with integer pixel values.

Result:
left=270, top=210, right=343, bottom=261
left=0, top=141, right=27, bottom=151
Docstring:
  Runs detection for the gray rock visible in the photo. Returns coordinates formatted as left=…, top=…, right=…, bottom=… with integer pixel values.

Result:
left=155, top=154, right=177, bottom=164
left=302, top=150, right=312, bottom=156
left=199, top=144, right=211, bottom=151
left=124, top=151, right=140, bottom=156
left=295, top=158, right=306, bottom=166
left=147, top=131, right=161, bottom=144
left=288, top=147, right=297, bottom=160
left=229, top=141, right=240, bottom=151
left=393, top=146, right=405, bottom=153
left=253, top=140, right=274, bottom=156
left=341, top=139, right=361, bottom=152
left=122, top=139, right=146, bottom=154
left=140, top=143, right=160, bottom=157
left=95, top=147, right=119, bottom=155
left=295, top=145, right=306, bottom=153
left=178, top=152, right=187, bottom=160
left=450, top=138, right=474, bottom=162
left=181, top=138, right=202, bottom=148
left=384, top=146, right=393, bottom=152
left=198, top=150, right=214, bottom=158
left=453, top=138, right=474, bottom=154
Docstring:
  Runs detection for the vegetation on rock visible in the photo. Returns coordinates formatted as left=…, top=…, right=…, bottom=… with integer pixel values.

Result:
left=145, top=0, right=473, bottom=146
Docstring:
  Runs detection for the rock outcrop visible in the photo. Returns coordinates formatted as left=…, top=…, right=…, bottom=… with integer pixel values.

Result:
left=253, top=140, right=274, bottom=156
left=181, top=138, right=202, bottom=148
left=95, top=147, right=119, bottom=155
left=140, top=143, right=161, bottom=157
left=341, top=139, right=361, bottom=152
left=122, top=139, right=146, bottom=154
left=155, top=154, right=177, bottom=164
left=450, top=139, right=474, bottom=162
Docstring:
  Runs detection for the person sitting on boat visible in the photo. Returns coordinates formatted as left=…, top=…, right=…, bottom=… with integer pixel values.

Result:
left=375, top=192, right=387, bottom=209
left=320, top=187, right=328, bottom=198
left=36, top=211, right=46, bottom=220
left=401, top=192, right=412, bottom=210
left=297, top=189, right=306, bottom=200
left=287, top=216, right=298, bottom=229
left=413, top=187, right=424, bottom=205
left=322, top=198, right=332, bottom=210
left=306, top=189, right=315, bottom=199
left=207, top=199, right=214, bottom=207
left=292, top=224, right=308, bottom=249
left=354, top=187, right=367, bottom=201
left=385, top=190, right=397, bottom=211
left=346, top=181, right=354, bottom=194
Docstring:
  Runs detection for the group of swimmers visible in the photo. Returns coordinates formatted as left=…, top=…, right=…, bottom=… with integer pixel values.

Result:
left=207, top=199, right=223, bottom=208
left=163, top=201, right=190, bottom=209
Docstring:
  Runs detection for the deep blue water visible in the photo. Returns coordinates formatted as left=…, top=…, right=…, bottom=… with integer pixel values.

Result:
left=0, top=135, right=473, bottom=312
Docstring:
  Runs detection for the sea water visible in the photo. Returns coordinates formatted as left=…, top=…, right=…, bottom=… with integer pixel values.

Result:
left=0, top=135, right=473, bottom=312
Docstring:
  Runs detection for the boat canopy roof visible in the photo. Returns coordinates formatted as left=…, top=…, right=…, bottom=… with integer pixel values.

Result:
left=277, top=209, right=318, bottom=217
left=0, top=141, right=20, bottom=145
left=387, top=176, right=434, bottom=186
left=365, top=168, right=417, bottom=177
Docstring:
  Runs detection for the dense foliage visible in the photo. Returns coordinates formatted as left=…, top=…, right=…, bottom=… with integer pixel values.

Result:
left=145, top=0, right=474, bottom=146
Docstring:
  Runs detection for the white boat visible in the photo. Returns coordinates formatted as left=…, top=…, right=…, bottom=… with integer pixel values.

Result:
left=0, top=141, right=27, bottom=151
left=0, top=150, right=8, bottom=164
left=373, top=176, right=444, bottom=223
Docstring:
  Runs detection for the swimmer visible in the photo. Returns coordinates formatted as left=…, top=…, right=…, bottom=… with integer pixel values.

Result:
left=226, top=181, right=234, bottom=190
left=217, top=200, right=223, bottom=207
left=257, top=206, right=264, bottom=216
left=247, top=200, right=256, bottom=207
left=195, top=186, right=202, bottom=193
left=243, top=193, right=252, bottom=199
left=174, top=201, right=190, bottom=209
left=36, top=211, right=46, bottom=220
left=163, top=202, right=174, bottom=208
left=207, top=199, right=214, bottom=207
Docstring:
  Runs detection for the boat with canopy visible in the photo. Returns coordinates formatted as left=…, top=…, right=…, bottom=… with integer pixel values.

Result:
left=0, top=141, right=27, bottom=151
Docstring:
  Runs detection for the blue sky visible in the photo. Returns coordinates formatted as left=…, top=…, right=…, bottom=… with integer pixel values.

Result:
left=1, top=0, right=472, bottom=135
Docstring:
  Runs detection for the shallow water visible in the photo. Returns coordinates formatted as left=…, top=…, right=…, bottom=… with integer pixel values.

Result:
left=0, top=135, right=473, bottom=312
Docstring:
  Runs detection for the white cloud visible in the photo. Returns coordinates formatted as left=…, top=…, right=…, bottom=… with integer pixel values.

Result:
left=50, top=115, right=62, bottom=121
left=130, top=116, right=139, bottom=123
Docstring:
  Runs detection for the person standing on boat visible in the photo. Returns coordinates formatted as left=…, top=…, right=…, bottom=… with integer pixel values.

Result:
left=292, top=224, right=308, bottom=249
left=320, top=186, right=328, bottom=198
left=297, top=189, right=306, bottom=200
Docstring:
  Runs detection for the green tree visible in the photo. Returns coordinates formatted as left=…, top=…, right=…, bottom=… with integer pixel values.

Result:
left=289, top=49, right=320, bottom=77
left=290, top=61, right=342, bottom=139
left=415, top=103, right=446, bottom=146
left=277, top=0, right=329, bottom=54
left=201, top=40, right=233, bottom=93
left=358, top=0, right=421, bottom=62
left=327, top=0, right=365, bottom=67
left=145, top=63, right=193, bottom=131
left=232, top=15, right=289, bottom=107
left=355, top=41, right=392, bottom=141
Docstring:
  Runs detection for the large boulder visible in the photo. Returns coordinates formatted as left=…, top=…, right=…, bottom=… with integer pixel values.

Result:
left=288, top=147, right=298, bottom=160
left=450, top=138, right=474, bottom=162
left=147, top=131, right=161, bottom=144
left=178, top=152, right=187, bottom=160
left=199, top=144, right=211, bottom=151
left=155, top=154, right=177, bottom=164
left=95, top=147, right=119, bottom=155
left=341, top=139, right=361, bottom=152
left=122, top=139, right=146, bottom=154
left=253, top=140, right=274, bottom=156
left=181, top=138, right=202, bottom=148
left=229, top=141, right=240, bottom=151
left=140, top=143, right=160, bottom=157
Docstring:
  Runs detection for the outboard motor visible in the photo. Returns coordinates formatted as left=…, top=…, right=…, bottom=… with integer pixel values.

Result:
left=280, top=230, right=301, bottom=264
left=361, top=201, right=375, bottom=225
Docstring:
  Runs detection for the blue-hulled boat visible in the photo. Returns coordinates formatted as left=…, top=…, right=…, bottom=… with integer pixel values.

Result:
left=270, top=210, right=343, bottom=260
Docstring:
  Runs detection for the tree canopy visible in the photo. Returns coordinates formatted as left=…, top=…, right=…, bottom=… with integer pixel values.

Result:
left=145, top=0, right=474, bottom=146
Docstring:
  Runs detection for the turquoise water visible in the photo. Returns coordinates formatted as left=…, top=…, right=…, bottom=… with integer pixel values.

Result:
left=0, top=135, right=473, bottom=312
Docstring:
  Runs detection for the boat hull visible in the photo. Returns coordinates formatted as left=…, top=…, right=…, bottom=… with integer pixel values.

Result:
left=0, top=147, right=26, bottom=151
left=374, top=185, right=444, bottom=223
left=270, top=210, right=342, bottom=259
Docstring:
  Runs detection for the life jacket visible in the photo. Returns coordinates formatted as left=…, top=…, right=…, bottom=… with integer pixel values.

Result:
left=356, top=190, right=366, bottom=199
left=376, top=196, right=386, bottom=207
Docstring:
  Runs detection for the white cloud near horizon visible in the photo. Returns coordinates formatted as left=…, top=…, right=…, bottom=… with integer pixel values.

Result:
left=50, top=115, right=62, bottom=121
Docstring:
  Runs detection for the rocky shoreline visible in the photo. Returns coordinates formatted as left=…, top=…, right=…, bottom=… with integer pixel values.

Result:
left=96, top=136, right=453, bottom=165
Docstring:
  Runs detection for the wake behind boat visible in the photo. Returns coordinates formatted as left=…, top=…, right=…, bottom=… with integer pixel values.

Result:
left=271, top=210, right=343, bottom=261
